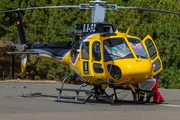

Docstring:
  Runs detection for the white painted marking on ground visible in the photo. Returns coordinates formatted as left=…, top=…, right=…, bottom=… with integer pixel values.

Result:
left=160, top=104, right=180, bottom=108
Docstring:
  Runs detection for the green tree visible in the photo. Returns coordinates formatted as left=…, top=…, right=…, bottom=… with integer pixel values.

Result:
left=0, top=0, right=180, bottom=87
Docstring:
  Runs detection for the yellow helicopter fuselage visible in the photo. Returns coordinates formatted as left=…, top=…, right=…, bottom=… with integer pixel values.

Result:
left=55, top=30, right=163, bottom=87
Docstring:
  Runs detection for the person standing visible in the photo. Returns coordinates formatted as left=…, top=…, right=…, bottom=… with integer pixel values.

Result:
left=152, top=64, right=164, bottom=103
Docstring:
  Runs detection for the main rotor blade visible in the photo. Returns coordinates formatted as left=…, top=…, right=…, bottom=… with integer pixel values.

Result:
left=7, top=52, right=39, bottom=54
left=117, top=6, right=180, bottom=15
left=0, top=5, right=79, bottom=13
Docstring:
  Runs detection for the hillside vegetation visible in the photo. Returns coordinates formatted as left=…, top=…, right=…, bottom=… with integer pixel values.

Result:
left=0, top=0, right=180, bottom=88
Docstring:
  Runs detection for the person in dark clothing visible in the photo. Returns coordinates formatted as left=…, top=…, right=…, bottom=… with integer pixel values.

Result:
left=139, top=91, right=150, bottom=102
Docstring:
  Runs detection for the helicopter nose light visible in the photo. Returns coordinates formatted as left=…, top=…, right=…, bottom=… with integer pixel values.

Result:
left=107, top=64, right=122, bottom=80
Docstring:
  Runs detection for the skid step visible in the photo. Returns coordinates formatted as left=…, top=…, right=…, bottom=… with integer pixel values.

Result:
left=56, top=88, right=93, bottom=92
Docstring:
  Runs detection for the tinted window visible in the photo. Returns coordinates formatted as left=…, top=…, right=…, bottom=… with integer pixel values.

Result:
left=104, top=38, right=134, bottom=62
left=127, top=38, right=148, bottom=59
left=153, top=59, right=161, bottom=72
left=145, top=39, right=157, bottom=60
left=81, top=42, right=89, bottom=59
left=93, top=63, right=103, bottom=73
left=92, top=41, right=101, bottom=61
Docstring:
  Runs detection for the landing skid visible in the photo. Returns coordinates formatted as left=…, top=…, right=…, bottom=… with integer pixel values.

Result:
left=112, top=86, right=155, bottom=104
left=55, top=74, right=94, bottom=104
left=55, top=87, right=94, bottom=103
left=55, top=74, right=155, bottom=104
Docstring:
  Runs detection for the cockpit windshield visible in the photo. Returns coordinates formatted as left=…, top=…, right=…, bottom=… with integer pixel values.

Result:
left=104, top=38, right=134, bottom=62
left=103, top=37, right=148, bottom=62
left=127, top=38, right=148, bottom=59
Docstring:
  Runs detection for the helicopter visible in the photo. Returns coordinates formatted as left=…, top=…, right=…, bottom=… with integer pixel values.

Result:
left=1, top=0, right=180, bottom=103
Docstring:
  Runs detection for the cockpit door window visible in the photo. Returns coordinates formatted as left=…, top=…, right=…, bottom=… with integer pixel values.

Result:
left=142, top=35, right=163, bottom=76
left=91, top=41, right=105, bottom=80
left=81, top=42, right=89, bottom=60
left=92, top=41, right=101, bottom=61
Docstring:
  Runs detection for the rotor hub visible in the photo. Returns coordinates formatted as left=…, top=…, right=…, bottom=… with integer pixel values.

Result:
left=89, top=0, right=107, bottom=6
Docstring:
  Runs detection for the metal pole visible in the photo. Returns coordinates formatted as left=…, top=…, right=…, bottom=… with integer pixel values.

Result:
left=10, top=47, right=14, bottom=79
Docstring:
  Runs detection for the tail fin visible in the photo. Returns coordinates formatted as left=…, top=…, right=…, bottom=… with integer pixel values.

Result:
left=15, top=10, right=26, bottom=44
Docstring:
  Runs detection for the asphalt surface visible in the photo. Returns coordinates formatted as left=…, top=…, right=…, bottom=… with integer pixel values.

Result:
left=0, top=81, right=180, bottom=120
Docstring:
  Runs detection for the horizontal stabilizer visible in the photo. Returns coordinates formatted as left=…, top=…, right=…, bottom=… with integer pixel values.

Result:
left=7, top=52, right=39, bottom=55
left=6, top=40, right=15, bottom=46
left=6, top=40, right=26, bottom=51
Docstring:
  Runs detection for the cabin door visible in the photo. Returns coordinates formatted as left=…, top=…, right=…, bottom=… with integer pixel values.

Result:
left=91, top=41, right=106, bottom=83
left=80, top=41, right=93, bottom=78
left=142, top=35, right=163, bottom=76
